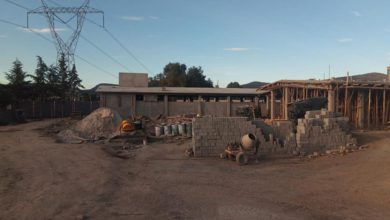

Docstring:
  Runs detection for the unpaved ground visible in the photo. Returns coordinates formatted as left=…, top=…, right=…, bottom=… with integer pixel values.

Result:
left=0, top=120, right=390, bottom=220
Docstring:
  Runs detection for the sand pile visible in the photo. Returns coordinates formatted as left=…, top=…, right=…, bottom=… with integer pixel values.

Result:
left=58, top=107, right=122, bottom=143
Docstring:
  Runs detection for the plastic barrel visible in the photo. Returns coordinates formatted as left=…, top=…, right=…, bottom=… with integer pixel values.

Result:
left=171, top=124, right=179, bottom=136
left=178, top=123, right=186, bottom=136
left=155, top=126, right=163, bottom=137
left=164, top=125, right=172, bottom=136
left=186, top=123, right=192, bottom=137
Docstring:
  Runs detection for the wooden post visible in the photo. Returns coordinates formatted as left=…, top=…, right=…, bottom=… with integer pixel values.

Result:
left=270, top=90, right=275, bottom=119
left=32, top=100, right=35, bottom=119
left=375, top=91, right=379, bottom=127
left=327, top=88, right=336, bottom=112
left=344, top=75, right=349, bottom=116
left=368, top=89, right=371, bottom=129
left=284, top=87, right=289, bottom=120
left=357, top=91, right=365, bottom=129
left=335, top=84, right=339, bottom=112
left=383, top=89, right=386, bottom=126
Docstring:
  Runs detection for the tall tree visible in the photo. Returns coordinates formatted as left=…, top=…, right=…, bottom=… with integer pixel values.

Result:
left=186, top=66, right=213, bottom=87
left=68, top=64, right=84, bottom=100
left=227, top=81, right=241, bottom=88
left=148, top=73, right=164, bottom=87
left=162, top=63, right=187, bottom=87
left=58, top=54, right=69, bottom=99
left=5, top=59, right=30, bottom=106
left=0, top=84, right=12, bottom=109
left=29, top=56, right=48, bottom=100
left=46, top=64, right=60, bottom=99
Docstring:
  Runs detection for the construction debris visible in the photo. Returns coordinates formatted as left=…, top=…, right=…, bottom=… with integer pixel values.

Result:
left=57, top=107, right=122, bottom=143
left=295, top=109, right=357, bottom=155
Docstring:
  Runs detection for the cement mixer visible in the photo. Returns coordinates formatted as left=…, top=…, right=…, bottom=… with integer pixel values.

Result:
left=220, top=133, right=259, bottom=165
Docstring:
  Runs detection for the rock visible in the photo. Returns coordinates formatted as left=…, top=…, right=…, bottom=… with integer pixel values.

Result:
left=313, top=152, right=319, bottom=157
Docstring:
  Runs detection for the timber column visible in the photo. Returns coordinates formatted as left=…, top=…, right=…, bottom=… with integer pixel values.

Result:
left=270, top=90, right=275, bottom=119
left=357, top=91, right=366, bottom=129
left=284, top=87, right=289, bottom=119
left=327, top=87, right=336, bottom=113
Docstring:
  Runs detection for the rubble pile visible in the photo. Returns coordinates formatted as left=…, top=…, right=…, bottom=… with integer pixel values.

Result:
left=295, top=109, right=357, bottom=155
left=57, top=107, right=122, bottom=143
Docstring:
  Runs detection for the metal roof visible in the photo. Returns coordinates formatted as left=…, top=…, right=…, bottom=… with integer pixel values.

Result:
left=97, top=85, right=266, bottom=95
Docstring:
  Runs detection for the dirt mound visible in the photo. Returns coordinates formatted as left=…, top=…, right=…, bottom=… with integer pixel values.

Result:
left=57, top=107, right=122, bottom=143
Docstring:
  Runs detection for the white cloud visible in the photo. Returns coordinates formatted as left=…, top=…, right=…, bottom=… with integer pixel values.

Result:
left=149, top=16, right=159, bottom=20
left=384, top=28, right=390, bottom=33
left=0, top=34, right=7, bottom=38
left=120, top=16, right=145, bottom=21
left=337, top=38, right=353, bottom=43
left=17, top=27, right=66, bottom=33
left=351, top=11, right=361, bottom=17
left=224, top=47, right=250, bottom=52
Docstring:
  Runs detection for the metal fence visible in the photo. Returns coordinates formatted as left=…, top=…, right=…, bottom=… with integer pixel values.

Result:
left=20, top=101, right=100, bottom=119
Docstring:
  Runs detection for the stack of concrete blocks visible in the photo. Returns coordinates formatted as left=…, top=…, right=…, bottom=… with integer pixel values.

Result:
left=192, top=117, right=265, bottom=157
left=192, top=117, right=294, bottom=157
left=271, top=120, right=297, bottom=150
left=296, top=109, right=357, bottom=154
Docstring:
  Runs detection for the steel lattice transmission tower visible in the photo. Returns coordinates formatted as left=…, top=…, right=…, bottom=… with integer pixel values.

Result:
left=27, top=0, right=104, bottom=69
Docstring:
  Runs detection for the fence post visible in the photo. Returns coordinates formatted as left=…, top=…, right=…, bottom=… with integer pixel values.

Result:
left=32, top=100, right=35, bottom=119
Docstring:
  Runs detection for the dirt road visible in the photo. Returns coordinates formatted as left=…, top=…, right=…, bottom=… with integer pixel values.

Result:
left=1, top=120, right=389, bottom=219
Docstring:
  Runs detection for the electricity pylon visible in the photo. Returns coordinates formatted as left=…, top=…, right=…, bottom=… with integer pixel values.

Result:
left=27, top=0, right=104, bottom=69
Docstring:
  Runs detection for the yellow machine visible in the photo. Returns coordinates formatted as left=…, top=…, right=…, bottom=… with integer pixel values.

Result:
left=119, top=120, right=135, bottom=133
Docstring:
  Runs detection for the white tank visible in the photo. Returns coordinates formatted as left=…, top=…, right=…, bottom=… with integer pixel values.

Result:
left=241, top=133, right=257, bottom=151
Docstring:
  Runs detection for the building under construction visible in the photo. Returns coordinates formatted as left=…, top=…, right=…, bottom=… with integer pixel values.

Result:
left=258, top=68, right=390, bottom=129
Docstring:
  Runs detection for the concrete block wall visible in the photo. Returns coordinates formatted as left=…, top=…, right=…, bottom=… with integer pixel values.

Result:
left=296, top=109, right=357, bottom=154
left=192, top=117, right=294, bottom=157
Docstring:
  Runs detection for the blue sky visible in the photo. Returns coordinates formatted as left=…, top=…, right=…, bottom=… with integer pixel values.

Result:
left=1, top=0, right=390, bottom=88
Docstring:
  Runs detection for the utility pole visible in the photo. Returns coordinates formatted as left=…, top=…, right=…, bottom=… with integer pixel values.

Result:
left=27, top=0, right=104, bottom=69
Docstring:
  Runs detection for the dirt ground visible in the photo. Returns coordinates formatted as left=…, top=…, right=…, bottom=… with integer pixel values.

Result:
left=0, top=119, right=390, bottom=220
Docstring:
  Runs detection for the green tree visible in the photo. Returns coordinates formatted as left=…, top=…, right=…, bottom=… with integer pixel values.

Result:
left=58, top=54, right=69, bottom=99
left=5, top=59, right=30, bottom=106
left=162, top=62, right=187, bottom=87
left=29, top=56, right=48, bottom=101
left=68, top=64, right=84, bottom=100
left=186, top=66, right=213, bottom=87
left=148, top=73, right=165, bottom=87
left=46, top=64, right=61, bottom=99
left=0, top=84, right=12, bottom=109
left=227, top=81, right=241, bottom=88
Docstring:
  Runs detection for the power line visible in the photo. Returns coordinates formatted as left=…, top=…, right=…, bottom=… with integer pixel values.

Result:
left=0, top=18, right=116, bottom=79
left=4, top=0, right=29, bottom=10
left=103, top=28, right=153, bottom=74
left=47, top=0, right=153, bottom=74
left=75, top=54, right=116, bottom=78
left=4, top=0, right=131, bottom=72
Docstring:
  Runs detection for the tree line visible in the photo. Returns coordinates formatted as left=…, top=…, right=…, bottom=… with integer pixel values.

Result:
left=0, top=55, right=84, bottom=109
left=148, top=62, right=214, bottom=87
